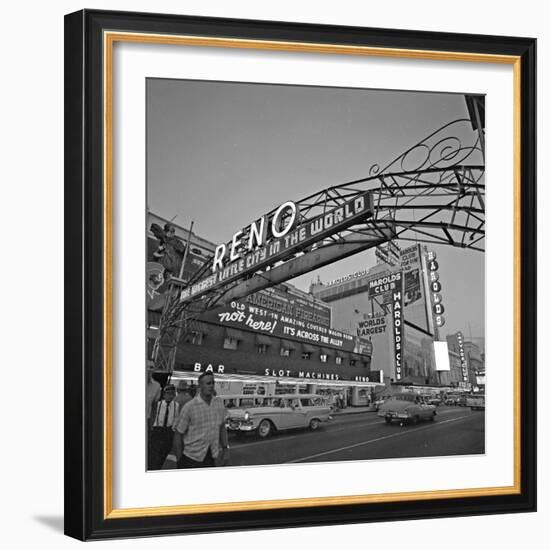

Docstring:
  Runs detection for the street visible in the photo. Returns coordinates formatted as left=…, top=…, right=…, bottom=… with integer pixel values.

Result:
left=227, top=406, right=485, bottom=466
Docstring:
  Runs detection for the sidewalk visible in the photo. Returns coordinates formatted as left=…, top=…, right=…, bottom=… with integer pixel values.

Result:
left=331, top=405, right=377, bottom=416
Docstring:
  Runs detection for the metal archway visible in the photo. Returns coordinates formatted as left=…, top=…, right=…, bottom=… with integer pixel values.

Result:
left=152, top=118, right=485, bottom=372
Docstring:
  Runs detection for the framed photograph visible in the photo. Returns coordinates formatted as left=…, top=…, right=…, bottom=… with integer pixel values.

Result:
left=64, top=9, right=536, bottom=540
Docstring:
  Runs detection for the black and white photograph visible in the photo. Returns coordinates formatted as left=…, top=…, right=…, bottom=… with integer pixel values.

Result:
left=145, top=79, right=486, bottom=471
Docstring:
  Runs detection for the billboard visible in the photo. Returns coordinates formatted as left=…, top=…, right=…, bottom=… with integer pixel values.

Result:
left=246, top=285, right=331, bottom=327
left=200, top=291, right=357, bottom=352
left=365, top=245, right=430, bottom=333
left=325, top=269, right=369, bottom=288
left=147, top=236, right=210, bottom=282
left=404, top=269, right=422, bottom=306
left=375, top=241, right=401, bottom=267
left=368, top=272, right=402, bottom=298
left=146, top=237, right=212, bottom=311
left=357, top=315, right=387, bottom=337
left=433, top=341, right=451, bottom=371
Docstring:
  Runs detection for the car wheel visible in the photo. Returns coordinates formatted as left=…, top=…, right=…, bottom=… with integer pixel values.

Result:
left=384, top=417, right=392, bottom=424
left=257, top=419, right=272, bottom=438
left=412, top=415, right=420, bottom=425
left=430, top=412, right=435, bottom=421
left=309, top=418, right=320, bottom=431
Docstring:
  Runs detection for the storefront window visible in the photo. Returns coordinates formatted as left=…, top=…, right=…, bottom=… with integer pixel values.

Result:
left=335, top=356, right=343, bottom=365
left=257, top=344, right=268, bottom=354
left=189, top=331, right=203, bottom=345
left=223, top=337, right=239, bottom=350
left=301, top=352, right=312, bottom=360
left=280, top=347, right=291, bottom=357
left=320, top=354, right=328, bottom=363
left=350, top=359, right=357, bottom=366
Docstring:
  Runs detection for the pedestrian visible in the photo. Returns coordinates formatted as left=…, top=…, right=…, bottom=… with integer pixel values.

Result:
left=148, top=384, right=179, bottom=470
left=173, top=372, right=230, bottom=468
left=146, top=361, right=161, bottom=427
left=174, top=380, right=192, bottom=409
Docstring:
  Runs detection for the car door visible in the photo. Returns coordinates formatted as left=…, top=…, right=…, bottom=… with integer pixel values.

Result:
left=302, top=397, right=329, bottom=424
left=418, top=399, right=434, bottom=419
left=286, top=398, right=308, bottom=428
left=297, top=398, right=315, bottom=427
left=271, top=398, right=295, bottom=430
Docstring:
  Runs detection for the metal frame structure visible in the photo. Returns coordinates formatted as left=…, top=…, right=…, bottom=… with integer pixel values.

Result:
left=152, top=118, right=485, bottom=372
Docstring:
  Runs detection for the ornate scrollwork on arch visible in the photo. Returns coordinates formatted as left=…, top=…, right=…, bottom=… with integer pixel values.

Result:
left=375, top=119, right=484, bottom=176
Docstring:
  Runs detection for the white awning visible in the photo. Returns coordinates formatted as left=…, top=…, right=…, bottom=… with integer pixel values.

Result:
left=170, top=371, right=383, bottom=388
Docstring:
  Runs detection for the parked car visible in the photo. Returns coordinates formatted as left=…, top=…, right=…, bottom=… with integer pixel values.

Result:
left=377, top=393, right=436, bottom=426
left=225, top=393, right=331, bottom=438
left=466, top=394, right=486, bottom=411
left=422, top=395, right=442, bottom=407
left=445, top=394, right=463, bottom=406
left=456, top=395, right=468, bottom=407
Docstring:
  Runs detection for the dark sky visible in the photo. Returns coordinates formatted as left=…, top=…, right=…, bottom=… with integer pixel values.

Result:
left=147, top=78, right=484, bottom=340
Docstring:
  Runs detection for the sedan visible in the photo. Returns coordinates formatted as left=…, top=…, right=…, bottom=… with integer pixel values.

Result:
left=377, top=393, right=436, bottom=426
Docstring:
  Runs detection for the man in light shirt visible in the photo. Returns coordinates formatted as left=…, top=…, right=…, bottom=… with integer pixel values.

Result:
left=173, top=372, right=229, bottom=468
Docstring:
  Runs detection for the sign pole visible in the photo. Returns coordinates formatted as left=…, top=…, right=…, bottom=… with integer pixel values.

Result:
left=166, top=221, right=195, bottom=372
left=152, top=220, right=194, bottom=372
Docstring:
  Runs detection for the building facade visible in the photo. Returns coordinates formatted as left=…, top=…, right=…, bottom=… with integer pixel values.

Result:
left=310, top=244, right=441, bottom=385
left=446, top=332, right=485, bottom=390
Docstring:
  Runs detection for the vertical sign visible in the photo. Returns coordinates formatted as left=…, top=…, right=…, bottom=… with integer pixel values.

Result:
left=401, top=244, right=431, bottom=333
left=456, top=331, right=469, bottom=382
left=426, top=250, right=446, bottom=330
left=391, top=272, right=404, bottom=381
